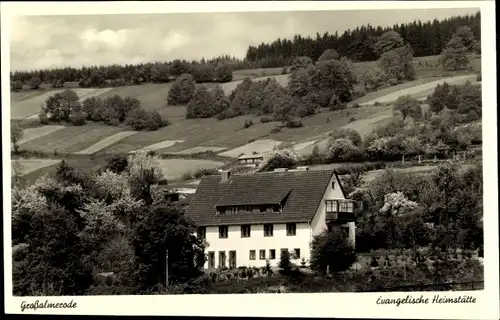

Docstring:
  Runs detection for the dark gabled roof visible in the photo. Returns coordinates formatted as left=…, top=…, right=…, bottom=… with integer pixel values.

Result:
left=185, top=169, right=336, bottom=226
left=215, top=185, right=291, bottom=207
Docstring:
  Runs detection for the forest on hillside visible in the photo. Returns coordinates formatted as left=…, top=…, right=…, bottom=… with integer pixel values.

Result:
left=10, top=12, right=479, bottom=89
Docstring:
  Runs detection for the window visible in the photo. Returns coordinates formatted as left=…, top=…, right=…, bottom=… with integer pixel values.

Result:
left=325, top=200, right=338, bottom=213
left=231, top=206, right=238, bottom=214
left=249, top=250, right=256, bottom=260
left=339, top=201, right=354, bottom=213
left=272, top=205, right=281, bottom=212
left=264, top=224, right=274, bottom=237
left=332, top=181, right=336, bottom=189
left=244, top=205, right=252, bottom=212
left=241, top=225, right=251, bottom=238
left=238, top=206, right=245, bottom=212
left=286, top=223, right=296, bottom=236
left=197, top=227, right=206, bottom=239
left=293, top=248, right=301, bottom=259
left=218, top=207, right=226, bottom=214
left=219, top=226, right=228, bottom=238
left=259, top=249, right=266, bottom=260
left=259, top=205, right=267, bottom=213
left=327, top=224, right=333, bottom=233
left=280, top=248, right=289, bottom=258
left=208, top=251, right=215, bottom=269
left=269, top=249, right=276, bottom=260
left=218, top=251, right=226, bottom=268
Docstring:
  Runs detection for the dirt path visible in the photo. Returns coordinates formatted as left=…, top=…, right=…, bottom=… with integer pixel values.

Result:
left=360, top=75, right=476, bottom=106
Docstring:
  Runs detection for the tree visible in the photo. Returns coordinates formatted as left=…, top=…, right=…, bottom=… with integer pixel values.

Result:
left=212, top=85, right=230, bottom=115
left=82, top=96, right=105, bottom=121
left=317, top=49, right=339, bottom=61
left=28, top=76, right=41, bottom=90
left=192, top=63, right=215, bottom=83
left=362, top=67, right=391, bottom=92
left=167, top=73, right=196, bottom=105
left=258, top=149, right=301, bottom=172
left=311, top=59, right=355, bottom=104
left=428, top=83, right=451, bottom=114
left=11, top=80, right=23, bottom=92
left=288, top=66, right=314, bottom=98
left=374, top=31, right=405, bottom=56
left=289, top=56, right=313, bottom=72
left=454, top=26, right=476, bottom=51
left=310, top=231, right=356, bottom=273
left=186, top=86, right=216, bottom=119
left=132, top=204, right=206, bottom=289
left=278, top=250, right=292, bottom=274
left=11, top=121, right=24, bottom=153
left=378, top=45, right=415, bottom=82
left=393, top=95, right=421, bottom=121
left=327, top=138, right=360, bottom=161
left=214, top=63, right=233, bottom=82
left=329, top=128, right=362, bottom=147
left=440, top=36, right=470, bottom=71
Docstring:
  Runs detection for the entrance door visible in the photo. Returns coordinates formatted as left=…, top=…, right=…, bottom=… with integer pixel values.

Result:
left=229, top=251, right=237, bottom=269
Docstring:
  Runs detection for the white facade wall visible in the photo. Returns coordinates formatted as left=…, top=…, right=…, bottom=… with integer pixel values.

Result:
left=310, top=173, right=355, bottom=245
left=199, top=173, right=356, bottom=269
left=203, top=222, right=311, bottom=268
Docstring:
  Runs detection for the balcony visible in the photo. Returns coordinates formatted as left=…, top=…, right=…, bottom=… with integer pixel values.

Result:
left=325, top=199, right=356, bottom=222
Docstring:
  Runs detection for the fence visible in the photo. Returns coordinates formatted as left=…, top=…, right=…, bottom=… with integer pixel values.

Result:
left=357, top=281, right=484, bottom=292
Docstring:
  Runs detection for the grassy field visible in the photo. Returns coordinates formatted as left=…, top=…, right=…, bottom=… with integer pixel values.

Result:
left=18, top=125, right=66, bottom=145
left=157, top=159, right=224, bottom=181
left=11, top=159, right=62, bottom=176
left=11, top=88, right=113, bottom=120
left=19, top=124, right=124, bottom=154
left=75, top=131, right=138, bottom=155
left=232, top=67, right=285, bottom=81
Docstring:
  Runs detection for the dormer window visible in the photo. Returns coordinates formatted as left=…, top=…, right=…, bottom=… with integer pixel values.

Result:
left=272, top=205, right=281, bottom=212
left=259, top=205, right=267, bottom=212
left=232, top=207, right=238, bottom=214
left=245, top=205, right=252, bottom=212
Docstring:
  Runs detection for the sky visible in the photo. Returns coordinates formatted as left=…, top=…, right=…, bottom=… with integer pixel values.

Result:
left=10, top=8, right=479, bottom=71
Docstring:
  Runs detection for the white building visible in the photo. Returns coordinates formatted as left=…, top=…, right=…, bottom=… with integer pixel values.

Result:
left=185, top=168, right=356, bottom=269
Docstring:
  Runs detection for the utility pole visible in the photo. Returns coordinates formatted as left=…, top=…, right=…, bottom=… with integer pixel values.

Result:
left=166, top=250, right=169, bottom=288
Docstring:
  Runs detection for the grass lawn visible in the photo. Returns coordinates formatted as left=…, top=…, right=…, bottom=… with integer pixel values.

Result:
left=19, top=124, right=124, bottom=154
left=232, top=67, right=285, bottom=81
left=157, top=159, right=224, bottom=181
left=11, top=159, right=62, bottom=176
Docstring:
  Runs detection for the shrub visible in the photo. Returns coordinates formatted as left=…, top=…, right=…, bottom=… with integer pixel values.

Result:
left=167, top=73, right=196, bottom=105
left=270, top=127, right=282, bottom=134
left=38, top=111, right=49, bottom=125
left=69, top=111, right=87, bottom=126
left=352, top=102, right=361, bottom=108
left=279, top=250, right=292, bottom=274
left=327, top=138, right=360, bottom=161
left=349, top=116, right=356, bottom=123
left=216, top=108, right=237, bottom=120
left=310, top=231, right=357, bottom=273
left=260, top=116, right=272, bottom=123
left=244, top=119, right=254, bottom=128
left=125, top=108, right=166, bottom=131
left=284, top=119, right=303, bottom=128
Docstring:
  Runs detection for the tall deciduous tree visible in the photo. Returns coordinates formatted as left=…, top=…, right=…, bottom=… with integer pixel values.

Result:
left=11, top=122, right=24, bottom=153
left=167, top=73, right=196, bottom=105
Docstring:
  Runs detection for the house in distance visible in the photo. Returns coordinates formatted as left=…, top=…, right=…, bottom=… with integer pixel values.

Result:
left=185, top=167, right=357, bottom=269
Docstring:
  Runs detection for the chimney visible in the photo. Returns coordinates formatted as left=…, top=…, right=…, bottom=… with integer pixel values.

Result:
left=273, top=168, right=289, bottom=172
left=296, top=166, right=309, bottom=171
left=221, top=170, right=231, bottom=182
